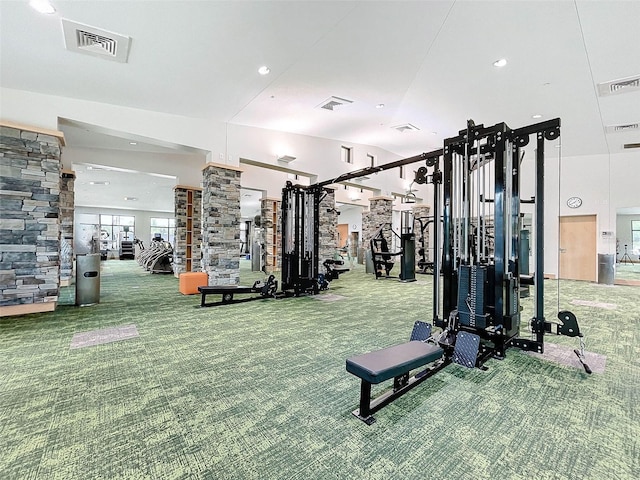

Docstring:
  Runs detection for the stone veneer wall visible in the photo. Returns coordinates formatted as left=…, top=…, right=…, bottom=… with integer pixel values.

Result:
left=0, top=124, right=64, bottom=316
left=362, top=197, right=394, bottom=252
left=59, top=171, right=75, bottom=283
left=412, top=204, right=431, bottom=266
left=202, top=164, right=241, bottom=285
left=318, top=189, right=338, bottom=261
left=260, top=198, right=281, bottom=274
left=173, top=186, right=202, bottom=276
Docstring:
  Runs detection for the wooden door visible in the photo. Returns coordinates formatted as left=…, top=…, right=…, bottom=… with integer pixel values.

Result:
left=337, top=224, right=349, bottom=248
left=559, top=215, right=597, bottom=281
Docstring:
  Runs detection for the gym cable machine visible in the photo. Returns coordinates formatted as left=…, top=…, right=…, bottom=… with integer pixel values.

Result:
left=431, top=118, right=590, bottom=370
left=345, top=118, right=591, bottom=424
left=281, top=151, right=440, bottom=295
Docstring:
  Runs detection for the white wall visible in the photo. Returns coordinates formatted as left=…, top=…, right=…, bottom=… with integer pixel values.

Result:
left=1, top=88, right=225, bottom=164
left=63, top=147, right=206, bottom=188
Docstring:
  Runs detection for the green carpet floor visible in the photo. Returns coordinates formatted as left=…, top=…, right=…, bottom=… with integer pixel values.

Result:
left=1, top=260, right=638, bottom=479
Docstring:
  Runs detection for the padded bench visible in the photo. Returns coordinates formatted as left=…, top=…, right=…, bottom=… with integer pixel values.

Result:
left=346, top=341, right=446, bottom=424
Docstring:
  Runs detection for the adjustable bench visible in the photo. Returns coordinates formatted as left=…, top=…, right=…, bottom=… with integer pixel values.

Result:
left=346, top=340, right=447, bottom=424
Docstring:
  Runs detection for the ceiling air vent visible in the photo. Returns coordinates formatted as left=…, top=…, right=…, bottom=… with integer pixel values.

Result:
left=393, top=123, right=420, bottom=133
left=623, top=142, right=640, bottom=149
left=605, top=123, right=639, bottom=133
left=597, top=74, right=640, bottom=96
left=317, top=96, right=353, bottom=111
left=61, top=18, right=132, bottom=63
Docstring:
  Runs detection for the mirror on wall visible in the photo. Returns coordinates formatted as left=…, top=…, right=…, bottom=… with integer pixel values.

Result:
left=615, top=207, right=640, bottom=284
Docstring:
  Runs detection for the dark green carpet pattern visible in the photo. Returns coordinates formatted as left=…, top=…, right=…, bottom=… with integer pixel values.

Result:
left=1, top=260, right=638, bottom=479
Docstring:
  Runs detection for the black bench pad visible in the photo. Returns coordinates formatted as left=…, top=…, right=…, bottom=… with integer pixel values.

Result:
left=346, top=341, right=444, bottom=384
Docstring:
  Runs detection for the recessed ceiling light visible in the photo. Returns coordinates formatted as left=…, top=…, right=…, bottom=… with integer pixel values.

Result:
left=29, top=0, right=56, bottom=14
left=431, top=131, right=438, bottom=135
left=532, top=114, right=542, bottom=119
left=258, top=66, right=270, bottom=75
left=493, top=58, right=507, bottom=67
left=89, top=181, right=110, bottom=185
left=376, top=104, right=385, bottom=109
left=124, top=196, right=138, bottom=201
left=129, top=142, right=137, bottom=145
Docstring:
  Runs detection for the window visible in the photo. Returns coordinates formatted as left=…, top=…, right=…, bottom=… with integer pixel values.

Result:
left=100, top=215, right=135, bottom=253
left=367, top=154, right=375, bottom=167
left=150, top=217, right=176, bottom=246
left=341, top=146, right=353, bottom=164
left=632, top=220, right=640, bottom=254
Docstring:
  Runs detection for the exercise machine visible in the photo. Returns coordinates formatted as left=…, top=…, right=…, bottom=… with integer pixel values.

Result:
left=346, top=118, right=591, bottom=424
left=369, top=224, right=402, bottom=279
left=136, top=239, right=174, bottom=274
left=198, top=274, right=278, bottom=306
left=415, top=216, right=434, bottom=274
left=118, top=226, right=135, bottom=260
left=280, top=181, right=325, bottom=295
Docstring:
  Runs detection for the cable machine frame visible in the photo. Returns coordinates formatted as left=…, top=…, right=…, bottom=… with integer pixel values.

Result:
left=429, top=118, right=585, bottom=366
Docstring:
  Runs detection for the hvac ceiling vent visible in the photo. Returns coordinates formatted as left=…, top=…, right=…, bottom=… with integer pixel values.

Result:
left=597, top=74, right=640, bottom=96
left=623, top=142, right=640, bottom=149
left=393, top=123, right=420, bottom=133
left=61, top=18, right=132, bottom=63
left=317, top=96, right=353, bottom=111
left=605, top=123, right=639, bottom=133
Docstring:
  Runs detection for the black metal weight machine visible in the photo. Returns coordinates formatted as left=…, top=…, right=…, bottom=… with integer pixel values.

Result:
left=281, top=181, right=349, bottom=296
left=433, top=118, right=589, bottom=369
left=345, top=118, right=591, bottom=424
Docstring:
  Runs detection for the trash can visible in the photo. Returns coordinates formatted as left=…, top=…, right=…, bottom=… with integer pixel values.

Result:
left=365, top=249, right=374, bottom=274
left=251, top=243, right=262, bottom=272
left=76, top=253, right=101, bottom=306
left=597, top=253, right=615, bottom=285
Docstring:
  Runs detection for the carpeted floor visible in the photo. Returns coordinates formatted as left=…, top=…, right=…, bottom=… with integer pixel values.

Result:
left=1, top=259, right=638, bottom=479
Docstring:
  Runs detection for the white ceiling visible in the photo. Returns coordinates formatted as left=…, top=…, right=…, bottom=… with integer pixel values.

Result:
left=1, top=0, right=639, bottom=211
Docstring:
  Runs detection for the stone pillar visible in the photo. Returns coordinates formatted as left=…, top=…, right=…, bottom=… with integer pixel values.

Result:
left=59, top=170, right=75, bottom=285
left=173, top=185, right=202, bottom=276
left=202, top=163, right=242, bottom=286
left=412, top=204, right=431, bottom=266
left=362, top=196, right=394, bottom=250
left=0, top=122, right=64, bottom=317
left=261, top=198, right=280, bottom=274
left=318, top=188, right=338, bottom=261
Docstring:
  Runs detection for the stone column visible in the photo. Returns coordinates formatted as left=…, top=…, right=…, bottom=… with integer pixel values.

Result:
left=0, top=122, right=64, bottom=317
left=362, top=196, right=394, bottom=249
left=173, top=185, right=202, bottom=276
left=261, top=198, right=281, bottom=274
left=318, top=188, right=338, bottom=261
left=202, top=163, right=242, bottom=286
left=59, top=170, right=75, bottom=286
left=412, top=204, right=431, bottom=266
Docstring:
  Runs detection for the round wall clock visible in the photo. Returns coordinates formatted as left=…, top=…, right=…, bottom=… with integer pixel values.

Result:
left=567, top=196, right=582, bottom=209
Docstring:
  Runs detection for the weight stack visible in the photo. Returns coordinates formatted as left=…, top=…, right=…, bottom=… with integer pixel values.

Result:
left=457, top=265, right=489, bottom=329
